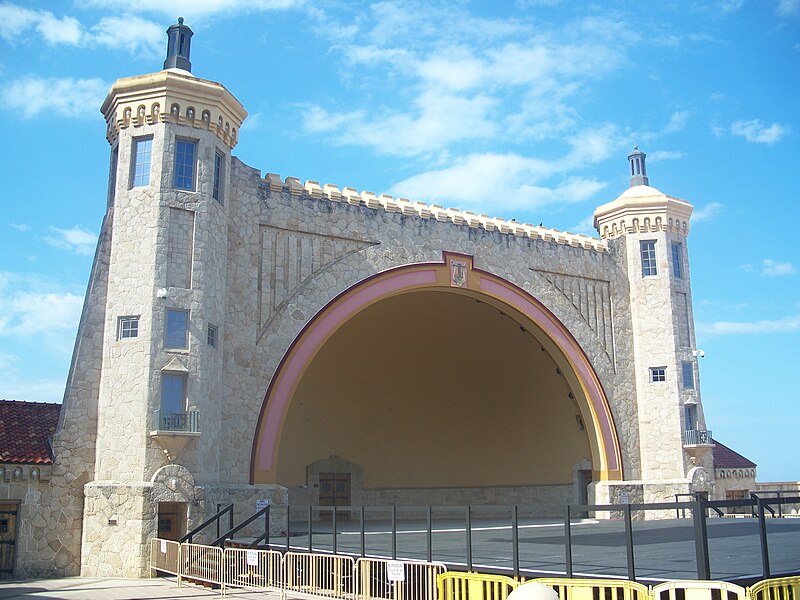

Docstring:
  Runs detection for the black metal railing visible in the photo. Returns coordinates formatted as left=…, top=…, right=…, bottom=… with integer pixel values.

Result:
left=153, top=409, right=200, bottom=432
left=180, top=503, right=233, bottom=544
left=682, top=429, right=713, bottom=445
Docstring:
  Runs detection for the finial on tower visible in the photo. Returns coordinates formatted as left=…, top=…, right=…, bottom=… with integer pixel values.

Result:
left=163, top=18, right=193, bottom=73
left=628, top=146, right=649, bottom=187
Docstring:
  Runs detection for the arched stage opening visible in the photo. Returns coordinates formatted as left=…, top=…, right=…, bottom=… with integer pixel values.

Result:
left=251, top=253, right=623, bottom=506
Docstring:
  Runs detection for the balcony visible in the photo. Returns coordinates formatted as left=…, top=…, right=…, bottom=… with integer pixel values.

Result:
left=683, top=429, right=713, bottom=446
left=150, top=410, right=200, bottom=460
left=153, top=409, right=200, bottom=432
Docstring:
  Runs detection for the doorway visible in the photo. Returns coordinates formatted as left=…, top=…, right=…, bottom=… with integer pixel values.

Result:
left=319, top=473, right=351, bottom=520
left=157, top=502, right=187, bottom=541
left=0, top=503, right=18, bottom=578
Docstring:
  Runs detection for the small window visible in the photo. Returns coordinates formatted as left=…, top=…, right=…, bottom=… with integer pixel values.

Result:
left=671, top=242, right=683, bottom=279
left=213, top=151, right=224, bottom=203
left=165, top=308, right=189, bottom=349
left=118, top=316, right=139, bottom=339
left=207, top=324, right=218, bottom=348
left=174, top=139, right=197, bottom=190
left=650, top=367, right=666, bottom=382
left=108, top=145, right=119, bottom=205
left=684, top=404, right=696, bottom=430
left=131, top=137, right=153, bottom=188
left=641, top=240, right=657, bottom=277
left=682, top=361, right=695, bottom=389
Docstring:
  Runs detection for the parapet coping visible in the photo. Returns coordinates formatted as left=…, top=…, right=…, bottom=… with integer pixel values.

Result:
left=264, top=173, right=608, bottom=252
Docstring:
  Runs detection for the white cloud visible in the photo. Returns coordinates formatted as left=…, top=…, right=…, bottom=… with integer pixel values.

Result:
left=10, top=223, right=30, bottom=232
left=36, top=12, right=83, bottom=44
left=0, top=273, right=83, bottom=342
left=664, top=110, right=690, bottom=133
left=90, top=16, right=163, bottom=58
left=718, top=0, right=744, bottom=12
left=388, top=152, right=607, bottom=216
left=0, top=4, right=38, bottom=41
left=692, top=201, right=723, bottom=222
left=697, top=313, right=800, bottom=335
left=45, top=227, right=98, bottom=256
left=777, top=0, right=800, bottom=16
left=82, top=0, right=306, bottom=18
left=731, top=119, right=791, bottom=144
left=0, top=77, right=108, bottom=119
left=648, top=150, right=684, bottom=162
left=761, top=259, right=796, bottom=276
left=570, top=214, right=597, bottom=236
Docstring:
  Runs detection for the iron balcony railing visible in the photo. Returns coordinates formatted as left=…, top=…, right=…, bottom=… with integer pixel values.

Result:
left=682, top=429, right=713, bottom=445
left=153, top=409, right=200, bottom=432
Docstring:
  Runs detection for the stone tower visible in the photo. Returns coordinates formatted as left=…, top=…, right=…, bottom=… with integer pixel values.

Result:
left=72, top=20, right=283, bottom=577
left=593, top=148, right=714, bottom=503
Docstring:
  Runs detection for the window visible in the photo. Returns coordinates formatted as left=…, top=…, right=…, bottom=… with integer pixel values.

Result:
left=213, top=151, right=223, bottom=203
left=173, top=139, right=196, bottom=190
left=682, top=361, right=695, bottom=389
left=108, top=145, right=119, bottom=205
left=684, top=404, right=696, bottom=430
left=131, top=137, right=153, bottom=188
left=671, top=242, right=683, bottom=278
left=207, top=324, right=218, bottom=348
left=650, top=367, right=666, bottom=382
left=118, top=316, right=139, bottom=339
left=161, top=372, right=186, bottom=419
left=165, top=309, right=189, bottom=349
left=641, top=240, right=657, bottom=276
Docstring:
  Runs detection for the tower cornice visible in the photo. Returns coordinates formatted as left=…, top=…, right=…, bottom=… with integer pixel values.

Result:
left=100, top=70, right=247, bottom=149
left=593, top=185, right=693, bottom=240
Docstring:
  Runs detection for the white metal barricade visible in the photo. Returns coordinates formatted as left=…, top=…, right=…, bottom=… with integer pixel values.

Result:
left=149, top=538, right=181, bottom=577
left=181, top=543, right=225, bottom=590
left=283, top=551, right=357, bottom=599
left=224, top=547, right=283, bottom=592
left=356, top=557, right=447, bottom=600
left=652, top=581, right=748, bottom=600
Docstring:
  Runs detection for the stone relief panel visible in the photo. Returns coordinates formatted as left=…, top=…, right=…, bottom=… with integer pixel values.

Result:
left=257, top=224, right=377, bottom=341
left=532, top=269, right=615, bottom=362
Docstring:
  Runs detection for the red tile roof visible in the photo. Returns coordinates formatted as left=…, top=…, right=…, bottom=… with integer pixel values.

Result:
left=712, top=438, right=757, bottom=469
left=0, top=400, right=61, bottom=464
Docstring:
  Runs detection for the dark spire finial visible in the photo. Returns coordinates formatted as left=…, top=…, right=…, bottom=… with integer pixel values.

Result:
left=628, top=146, right=649, bottom=187
left=164, top=18, right=193, bottom=72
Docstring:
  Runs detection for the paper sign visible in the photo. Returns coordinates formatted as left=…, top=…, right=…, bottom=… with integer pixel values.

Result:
left=246, top=549, right=259, bottom=566
left=256, top=499, right=270, bottom=511
left=619, top=492, right=630, bottom=504
left=160, top=540, right=167, bottom=554
left=386, top=561, right=405, bottom=582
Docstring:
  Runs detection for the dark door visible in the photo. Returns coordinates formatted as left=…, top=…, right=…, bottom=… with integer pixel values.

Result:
left=319, top=473, right=351, bottom=520
left=0, top=503, right=18, bottom=578
left=157, top=502, right=187, bottom=541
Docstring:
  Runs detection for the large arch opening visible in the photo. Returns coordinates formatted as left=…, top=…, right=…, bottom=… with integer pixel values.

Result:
left=251, top=254, right=623, bottom=504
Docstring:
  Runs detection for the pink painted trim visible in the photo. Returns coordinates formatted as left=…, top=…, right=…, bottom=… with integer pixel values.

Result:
left=479, top=277, right=618, bottom=471
left=257, top=269, right=437, bottom=471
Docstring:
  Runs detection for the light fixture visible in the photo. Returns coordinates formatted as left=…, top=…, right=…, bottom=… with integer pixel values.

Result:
left=156, top=288, right=169, bottom=299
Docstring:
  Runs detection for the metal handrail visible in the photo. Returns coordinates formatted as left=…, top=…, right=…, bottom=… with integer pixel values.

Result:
left=181, top=503, right=233, bottom=544
left=212, top=505, right=270, bottom=548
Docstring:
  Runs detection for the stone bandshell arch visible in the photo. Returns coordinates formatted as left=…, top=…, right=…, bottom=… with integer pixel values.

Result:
left=250, top=252, right=624, bottom=485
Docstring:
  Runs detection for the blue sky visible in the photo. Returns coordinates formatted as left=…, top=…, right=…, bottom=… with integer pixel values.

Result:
left=0, top=1, right=797, bottom=481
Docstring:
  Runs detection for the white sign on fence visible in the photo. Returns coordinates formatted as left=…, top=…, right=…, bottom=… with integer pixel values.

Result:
left=160, top=539, right=167, bottom=554
left=246, top=549, right=259, bottom=566
left=386, top=561, right=405, bottom=582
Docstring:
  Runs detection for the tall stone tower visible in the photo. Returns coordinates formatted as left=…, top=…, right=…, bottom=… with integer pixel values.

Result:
left=593, top=148, right=714, bottom=503
left=69, top=20, right=283, bottom=577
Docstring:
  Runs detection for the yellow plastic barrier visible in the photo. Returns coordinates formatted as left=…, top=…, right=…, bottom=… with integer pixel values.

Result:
left=149, top=538, right=181, bottom=577
left=437, top=571, right=520, bottom=600
left=652, top=581, right=748, bottom=600
left=224, top=547, right=283, bottom=592
left=356, top=557, right=447, bottom=600
left=530, top=578, right=651, bottom=600
left=748, top=576, right=800, bottom=600
left=283, top=551, right=357, bottom=599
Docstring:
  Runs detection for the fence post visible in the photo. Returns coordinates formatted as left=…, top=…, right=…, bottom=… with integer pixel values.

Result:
left=466, top=505, right=473, bottom=572
left=512, top=505, right=520, bottom=579
left=692, top=499, right=711, bottom=579
left=308, top=505, right=313, bottom=552
left=565, top=504, right=573, bottom=578
left=333, top=505, right=338, bottom=555
left=624, top=503, right=636, bottom=581
left=361, top=506, right=366, bottom=558
left=427, top=506, right=433, bottom=563
left=392, top=505, right=397, bottom=560
left=265, top=505, right=271, bottom=549
left=287, top=505, right=291, bottom=552
left=757, top=497, right=771, bottom=579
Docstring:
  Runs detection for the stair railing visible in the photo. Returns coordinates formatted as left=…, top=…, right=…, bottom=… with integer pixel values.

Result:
left=212, top=505, right=270, bottom=549
left=180, top=503, right=234, bottom=544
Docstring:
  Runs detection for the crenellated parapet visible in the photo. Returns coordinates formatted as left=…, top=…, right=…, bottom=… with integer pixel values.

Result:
left=100, top=69, right=247, bottom=148
left=263, top=173, right=608, bottom=252
left=593, top=184, right=693, bottom=240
